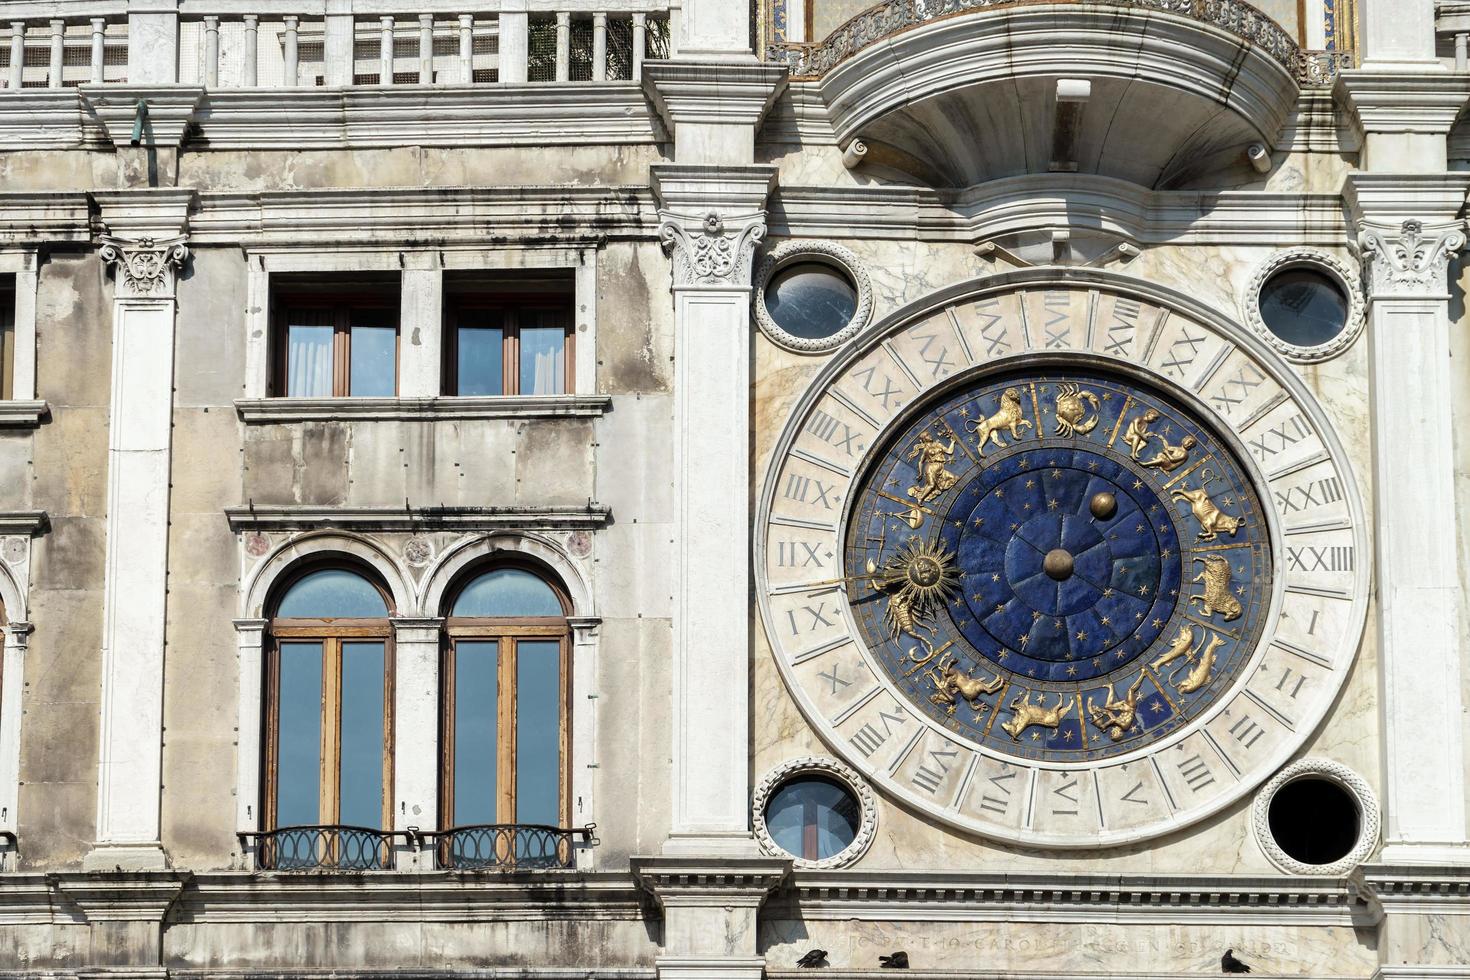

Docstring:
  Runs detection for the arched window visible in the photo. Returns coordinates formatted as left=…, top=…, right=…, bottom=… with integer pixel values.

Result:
left=441, top=564, right=570, bottom=841
left=264, top=565, right=394, bottom=864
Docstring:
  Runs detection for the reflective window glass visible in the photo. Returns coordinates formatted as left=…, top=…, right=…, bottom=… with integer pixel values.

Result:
left=451, top=568, right=563, bottom=617
left=276, top=568, right=388, bottom=619
left=519, top=310, right=567, bottom=395
left=765, top=777, right=861, bottom=861
left=286, top=315, right=334, bottom=398
left=765, top=262, right=859, bottom=341
left=1259, top=268, right=1349, bottom=348
left=350, top=311, right=398, bottom=397
left=276, top=642, right=324, bottom=827
left=338, top=642, right=386, bottom=829
left=452, top=641, right=499, bottom=826
left=515, top=640, right=561, bottom=826
left=457, top=324, right=505, bottom=396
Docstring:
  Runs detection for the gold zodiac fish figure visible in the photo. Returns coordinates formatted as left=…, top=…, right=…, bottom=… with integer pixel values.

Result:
left=1170, top=485, right=1244, bottom=542
left=1150, top=624, right=1225, bottom=694
left=1150, top=625, right=1197, bottom=673
left=965, top=387, right=1033, bottom=455
left=1188, top=555, right=1243, bottom=622
left=1086, top=671, right=1147, bottom=740
left=927, top=655, right=1005, bottom=714
left=1053, top=383, right=1101, bottom=437
left=1000, top=691, right=1073, bottom=741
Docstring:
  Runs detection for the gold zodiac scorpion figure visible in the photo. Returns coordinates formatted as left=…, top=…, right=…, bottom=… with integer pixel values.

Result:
left=1123, top=407, right=1196, bottom=473
left=1053, top=383, right=1100, bottom=437
left=864, top=532, right=961, bottom=665
left=965, top=387, right=1033, bottom=455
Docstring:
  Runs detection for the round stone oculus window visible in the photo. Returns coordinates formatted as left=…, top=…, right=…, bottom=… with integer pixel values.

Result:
left=752, top=756, right=877, bottom=868
left=1243, top=249, right=1364, bottom=363
left=1252, top=759, right=1379, bottom=875
left=755, top=241, right=873, bottom=353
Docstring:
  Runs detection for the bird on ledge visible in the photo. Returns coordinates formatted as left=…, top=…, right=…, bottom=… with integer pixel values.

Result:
left=1222, top=949, right=1253, bottom=974
left=879, top=951, right=909, bottom=969
left=796, top=949, right=828, bottom=968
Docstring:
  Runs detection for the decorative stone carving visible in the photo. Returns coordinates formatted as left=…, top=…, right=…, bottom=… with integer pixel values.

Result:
left=1252, top=758, right=1379, bottom=876
left=659, top=210, right=767, bottom=288
left=1242, top=248, right=1365, bottom=363
left=753, top=240, right=874, bottom=353
left=751, top=756, right=877, bottom=870
left=1357, top=219, right=1466, bottom=297
left=98, top=235, right=189, bottom=299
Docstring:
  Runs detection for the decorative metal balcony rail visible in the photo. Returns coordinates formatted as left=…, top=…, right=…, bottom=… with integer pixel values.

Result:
left=238, top=825, right=409, bottom=871
left=0, top=3, right=675, bottom=90
left=767, top=0, right=1354, bottom=85
left=237, top=823, right=596, bottom=872
left=432, top=822, right=596, bottom=870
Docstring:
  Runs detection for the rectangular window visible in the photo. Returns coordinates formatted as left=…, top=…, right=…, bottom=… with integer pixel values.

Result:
left=271, top=277, right=399, bottom=397
left=0, top=280, right=14, bottom=401
left=444, top=276, right=574, bottom=396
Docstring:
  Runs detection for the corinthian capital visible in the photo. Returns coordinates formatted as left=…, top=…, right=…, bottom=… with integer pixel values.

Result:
left=1357, top=219, right=1466, bottom=298
left=98, top=234, right=189, bottom=300
left=658, top=210, right=768, bottom=288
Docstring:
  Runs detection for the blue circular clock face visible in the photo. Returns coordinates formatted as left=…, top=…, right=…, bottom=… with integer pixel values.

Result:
left=844, top=368, right=1271, bottom=763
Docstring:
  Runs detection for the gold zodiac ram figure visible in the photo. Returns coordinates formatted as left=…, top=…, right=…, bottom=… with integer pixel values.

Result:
left=1053, top=383, right=1100, bottom=437
left=1001, top=691, right=1073, bottom=741
left=1170, top=486, right=1244, bottom=541
left=1086, top=671, right=1146, bottom=740
left=927, top=656, right=1005, bottom=714
left=965, top=387, right=1033, bottom=455
left=1188, top=555, right=1243, bottom=622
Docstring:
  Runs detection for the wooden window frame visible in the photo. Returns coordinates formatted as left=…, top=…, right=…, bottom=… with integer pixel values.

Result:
left=439, top=564, right=572, bottom=829
left=269, top=291, right=400, bottom=398
left=443, top=293, right=575, bottom=397
left=262, top=566, right=396, bottom=833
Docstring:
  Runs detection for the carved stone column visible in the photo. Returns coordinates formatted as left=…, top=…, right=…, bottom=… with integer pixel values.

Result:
left=391, top=617, right=442, bottom=871
left=652, top=165, right=775, bottom=857
left=85, top=192, right=191, bottom=871
left=1350, top=177, right=1470, bottom=866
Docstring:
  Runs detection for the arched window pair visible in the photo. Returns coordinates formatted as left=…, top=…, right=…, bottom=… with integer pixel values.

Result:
left=262, top=560, right=570, bottom=866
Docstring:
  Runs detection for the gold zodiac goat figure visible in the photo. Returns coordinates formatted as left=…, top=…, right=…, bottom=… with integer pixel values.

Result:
left=965, top=387, right=1032, bottom=455
left=927, top=656, right=1005, bottom=714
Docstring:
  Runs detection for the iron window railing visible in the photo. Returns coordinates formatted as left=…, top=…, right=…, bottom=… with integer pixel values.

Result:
left=433, top=823, right=597, bottom=870
left=238, top=823, right=597, bottom=872
left=238, top=825, right=408, bottom=871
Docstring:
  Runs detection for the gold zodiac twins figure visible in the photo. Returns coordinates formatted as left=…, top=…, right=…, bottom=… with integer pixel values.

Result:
left=1124, top=408, right=1196, bottom=473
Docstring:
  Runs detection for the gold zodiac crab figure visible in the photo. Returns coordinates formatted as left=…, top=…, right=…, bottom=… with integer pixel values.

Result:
left=866, top=535, right=961, bottom=664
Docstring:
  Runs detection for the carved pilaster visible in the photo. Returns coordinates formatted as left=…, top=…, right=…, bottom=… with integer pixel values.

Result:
left=98, top=235, right=189, bottom=300
left=658, top=210, right=767, bottom=288
left=1357, top=218, right=1466, bottom=297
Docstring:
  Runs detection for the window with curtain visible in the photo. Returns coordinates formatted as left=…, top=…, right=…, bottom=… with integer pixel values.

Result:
left=271, top=291, right=399, bottom=397
left=445, top=299, right=572, bottom=396
left=264, top=566, right=394, bottom=867
left=440, top=565, right=571, bottom=842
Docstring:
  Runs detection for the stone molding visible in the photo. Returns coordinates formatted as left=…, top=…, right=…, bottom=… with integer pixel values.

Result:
left=0, top=402, right=47, bottom=428
left=631, top=855, right=791, bottom=906
left=1335, top=70, right=1470, bottom=137
left=224, top=504, right=613, bottom=534
left=1358, top=218, right=1467, bottom=298
left=0, top=192, right=91, bottom=245
left=751, top=757, right=876, bottom=870
left=753, top=239, right=873, bottom=352
left=1252, top=759, right=1380, bottom=876
left=641, top=60, right=788, bottom=134
left=1241, top=248, right=1366, bottom=362
left=53, top=873, right=187, bottom=922
left=97, top=235, right=189, bottom=300
left=234, top=394, right=612, bottom=423
left=80, top=85, right=205, bottom=150
left=0, top=512, right=46, bottom=537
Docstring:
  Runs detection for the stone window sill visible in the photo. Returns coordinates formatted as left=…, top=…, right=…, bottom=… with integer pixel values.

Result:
left=235, top=395, right=611, bottom=423
left=0, top=401, right=48, bottom=427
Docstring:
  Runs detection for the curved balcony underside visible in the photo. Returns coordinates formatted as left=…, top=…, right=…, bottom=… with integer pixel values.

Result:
left=797, top=4, right=1310, bottom=189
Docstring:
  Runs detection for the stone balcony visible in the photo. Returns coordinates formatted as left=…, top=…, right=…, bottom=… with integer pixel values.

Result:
left=769, top=0, right=1352, bottom=189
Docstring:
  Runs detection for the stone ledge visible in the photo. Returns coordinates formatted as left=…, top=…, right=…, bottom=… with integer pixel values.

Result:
left=225, top=504, right=613, bottom=534
left=0, top=511, right=47, bottom=536
left=235, top=394, right=612, bottom=423
left=0, top=401, right=46, bottom=428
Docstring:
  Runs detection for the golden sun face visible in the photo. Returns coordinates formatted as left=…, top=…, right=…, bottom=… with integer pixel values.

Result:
left=873, top=536, right=960, bottom=619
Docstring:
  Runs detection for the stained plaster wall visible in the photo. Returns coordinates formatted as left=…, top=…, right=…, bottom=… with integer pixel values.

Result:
left=749, top=131, right=1381, bottom=882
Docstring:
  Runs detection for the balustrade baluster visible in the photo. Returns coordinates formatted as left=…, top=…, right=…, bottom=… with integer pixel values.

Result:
left=203, top=16, right=220, bottom=87
left=8, top=22, right=24, bottom=90
left=380, top=16, right=395, bottom=85
left=555, top=13, right=570, bottom=83
left=418, top=15, right=434, bottom=83
left=457, top=14, right=474, bottom=83
left=283, top=15, right=300, bottom=86
left=632, top=13, right=646, bottom=81
left=242, top=15, right=258, bottom=86
left=592, top=12, right=606, bottom=82
left=47, top=20, right=63, bottom=89
left=89, top=19, right=106, bottom=84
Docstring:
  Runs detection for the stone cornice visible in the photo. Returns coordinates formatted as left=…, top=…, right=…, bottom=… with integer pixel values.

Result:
left=0, top=402, right=49, bottom=428
left=92, top=189, right=194, bottom=242
left=0, top=512, right=48, bottom=536
left=52, top=872, right=188, bottom=923
left=631, top=855, right=790, bottom=908
left=0, top=194, right=93, bottom=246
left=1343, top=172, right=1470, bottom=227
left=1356, top=864, right=1470, bottom=912
left=1335, top=69, right=1470, bottom=135
left=641, top=61, right=788, bottom=136
left=80, top=85, right=205, bottom=150
left=224, top=504, right=613, bottom=534
left=650, top=165, right=779, bottom=213
left=234, top=393, right=612, bottom=422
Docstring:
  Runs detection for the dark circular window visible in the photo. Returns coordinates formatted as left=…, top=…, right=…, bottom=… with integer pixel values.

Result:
left=1267, top=777, right=1360, bottom=866
left=764, top=777, right=861, bottom=861
left=1258, top=268, right=1350, bottom=348
left=765, top=262, right=859, bottom=342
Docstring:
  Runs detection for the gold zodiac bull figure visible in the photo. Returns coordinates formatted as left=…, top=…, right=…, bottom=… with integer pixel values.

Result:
left=1188, top=555, right=1243, bottom=622
left=927, top=656, right=1004, bottom=714
left=1170, top=487, right=1244, bottom=542
left=965, top=387, right=1033, bottom=455
left=1001, top=692, right=1072, bottom=741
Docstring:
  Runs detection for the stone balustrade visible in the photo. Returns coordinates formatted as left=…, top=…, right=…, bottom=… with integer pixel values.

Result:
left=0, top=2, right=676, bottom=89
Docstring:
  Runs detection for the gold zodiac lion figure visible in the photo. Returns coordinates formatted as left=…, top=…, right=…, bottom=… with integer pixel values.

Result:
left=927, top=656, right=1005, bottom=714
left=1188, top=555, right=1243, bottom=622
left=965, top=387, right=1033, bottom=456
left=1000, top=691, right=1072, bottom=741
left=1170, top=487, right=1244, bottom=542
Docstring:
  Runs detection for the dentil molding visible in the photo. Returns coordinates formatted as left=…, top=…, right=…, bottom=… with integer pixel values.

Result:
left=1357, top=218, right=1467, bottom=297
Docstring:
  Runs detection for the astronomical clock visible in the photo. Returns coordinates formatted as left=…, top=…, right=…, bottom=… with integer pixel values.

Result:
left=756, top=272, right=1367, bottom=847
